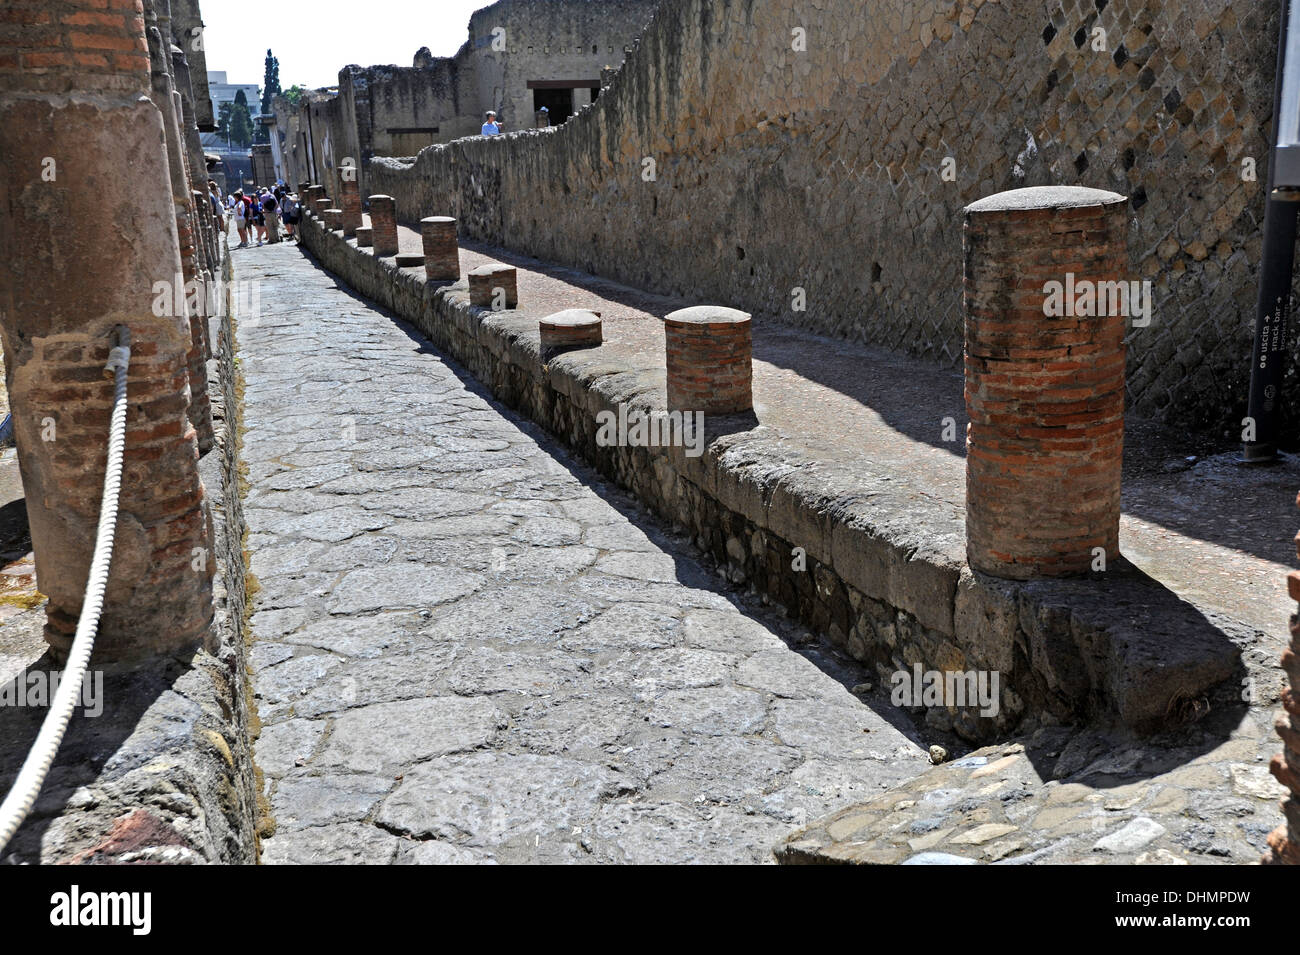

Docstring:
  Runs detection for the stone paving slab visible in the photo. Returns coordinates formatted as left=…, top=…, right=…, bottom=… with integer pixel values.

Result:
left=236, top=242, right=934, bottom=864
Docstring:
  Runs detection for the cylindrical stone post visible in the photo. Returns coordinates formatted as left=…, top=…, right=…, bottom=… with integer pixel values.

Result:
left=540, top=310, right=602, bottom=357
left=306, top=185, right=326, bottom=213
left=339, top=168, right=362, bottom=236
left=325, top=207, right=342, bottom=230
left=469, top=264, right=518, bottom=309
left=369, top=195, right=399, bottom=257
left=664, top=306, right=752, bottom=414
left=356, top=226, right=373, bottom=248
left=420, top=216, right=459, bottom=280
left=963, top=185, right=1129, bottom=580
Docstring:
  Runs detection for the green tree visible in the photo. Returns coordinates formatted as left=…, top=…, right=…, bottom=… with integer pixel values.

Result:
left=228, top=90, right=254, bottom=149
left=261, top=49, right=281, bottom=115
left=283, top=84, right=307, bottom=107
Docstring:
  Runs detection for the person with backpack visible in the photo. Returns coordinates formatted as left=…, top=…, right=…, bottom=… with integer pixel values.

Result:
left=262, top=189, right=281, bottom=244
left=280, top=191, right=300, bottom=242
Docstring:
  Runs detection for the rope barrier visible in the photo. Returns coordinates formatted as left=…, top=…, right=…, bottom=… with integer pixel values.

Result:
left=0, top=325, right=131, bottom=852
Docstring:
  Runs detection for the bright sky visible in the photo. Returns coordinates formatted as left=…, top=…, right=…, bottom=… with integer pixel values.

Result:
left=201, top=0, right=494, bottom=90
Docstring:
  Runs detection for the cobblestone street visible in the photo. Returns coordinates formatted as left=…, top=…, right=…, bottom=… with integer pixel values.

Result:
left=238, top=243, right=929, bottom=864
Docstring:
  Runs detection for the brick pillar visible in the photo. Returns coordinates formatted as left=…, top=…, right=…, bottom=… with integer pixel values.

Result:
left=1268, top=505, right=1300, bottom=864
left=143, top=15, right=214, bottom=453
left=420, top=216, right=459, bottom=280
left=539, top=310, right=602, bottom=359
left=339, top=169, right=362, bottom=236
left=369, top=195, right=398, bottom=257
left=963, top=186, right=1128, bottom=580
left=469, top=264, right=518, bottom=308
left=664, top=306, right=752, bottom=414
left=312, top=198, right=331, bottom=219
left=0, top=0, right=215, bottom=660
left=325, top=207, right=342, bottom=230
left=307, top=185, right=326, bottom=214
left=355, top=226, right=373, bottom=248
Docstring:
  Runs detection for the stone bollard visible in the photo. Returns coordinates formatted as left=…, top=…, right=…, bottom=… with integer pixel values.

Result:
left=420, top=216, right=460, bottom=280
left=369, top=195, right=399, bottom=257
left=324, top=207, right=342, bottom=230
left=339, top=168, right=362, bottom=236
left=355, top=225, right=373, bottom=248
left=664, top=306, right=752, bottom=414
left=307, top=185, right=326, bottom=212
left=963, top=185, right=1129, bottom=580
left=539, top=309, right=602, bottom=360
left=468, top=264, right=518, bottom=309
left=312, top=198, right=331, bottom=219
left=395, top=252, right=425, bottom=268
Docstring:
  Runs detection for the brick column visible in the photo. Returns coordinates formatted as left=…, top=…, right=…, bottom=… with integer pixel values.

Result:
left=324, top=207, right=342, bottom=230
left=963, top=186, right=1128, bottom=580
left=420, top=216, right=459, bottom=280
left=355, top=226, right=373, bottom=248
left=0, top=0, right=214, bottom=660
left=307, top=185, right=326, bottom=214
left=338, top=168, right=362, bottom=236
left=469, top=264, right=518, bottom=309
left=664, top=306, right=752, bottom=414
left=369, top=195, right=398, bottom=256
left=540, top=310, right=602, bottom=359
left=1268, top=503, right=1300, bottom=864
left=312, top=198, right=331, bottom=218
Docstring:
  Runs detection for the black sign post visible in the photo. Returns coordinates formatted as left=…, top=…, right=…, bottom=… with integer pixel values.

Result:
left=1244, top=0, right=1300, bottom=462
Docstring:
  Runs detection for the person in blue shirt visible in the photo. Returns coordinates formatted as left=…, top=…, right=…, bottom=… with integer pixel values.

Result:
left=481, top=110, right=502, bottom=135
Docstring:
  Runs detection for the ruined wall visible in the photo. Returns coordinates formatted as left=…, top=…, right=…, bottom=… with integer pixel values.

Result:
left=281, top=0, right=659, bottom=198
left=369, top=0, right=1291, bottom=440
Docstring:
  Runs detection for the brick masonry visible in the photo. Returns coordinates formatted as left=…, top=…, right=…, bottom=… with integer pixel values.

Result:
left=469, top=263, right=519, bottom=308
left=420, top=216, right=459, bottom=281
left=665, top=306, right=753, bottom=414
left=539, top=308, right=602, bottom=357
left=338, top=169, right=361, bottom=236
left=368, top=194, right=398, bottom=257
left=964, top=186, right=1129, bottom=579
left=364, top=0, right=1293, bottom=444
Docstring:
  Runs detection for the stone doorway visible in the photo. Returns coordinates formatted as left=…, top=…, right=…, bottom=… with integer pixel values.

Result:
left=531, top=86, right=573, bottom=124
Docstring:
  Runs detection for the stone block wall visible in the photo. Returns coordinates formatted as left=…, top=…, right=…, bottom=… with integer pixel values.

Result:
left=369, top=0, right=1293, bottom=441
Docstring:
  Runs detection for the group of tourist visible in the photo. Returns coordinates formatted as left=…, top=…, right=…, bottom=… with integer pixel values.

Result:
left=205, top=181, right=302, bottom=249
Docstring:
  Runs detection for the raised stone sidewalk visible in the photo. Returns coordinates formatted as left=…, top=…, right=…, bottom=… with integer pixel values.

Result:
left=299, top=207, right=1294, bottom=743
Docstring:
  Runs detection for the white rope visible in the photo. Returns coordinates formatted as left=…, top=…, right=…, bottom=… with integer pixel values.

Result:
left=0, top=326, right=131, bottom=852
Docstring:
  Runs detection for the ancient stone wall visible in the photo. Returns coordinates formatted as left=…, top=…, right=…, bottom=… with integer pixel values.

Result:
left=278, top=0, right=659, bottom=199
left=368, top=0, right=1292, bottom=440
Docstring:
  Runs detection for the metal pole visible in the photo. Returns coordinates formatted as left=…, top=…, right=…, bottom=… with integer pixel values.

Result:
left=1244, top=0, right=1300, bottom=462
